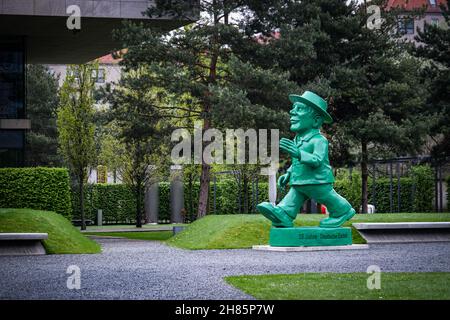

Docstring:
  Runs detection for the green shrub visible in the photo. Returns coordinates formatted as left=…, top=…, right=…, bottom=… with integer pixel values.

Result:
left=159, top=182, right=170, bottom=222
left=72, top=183, right=137, bottom=224
left=411, top=165, right=434, bottom=212
left=334, top=171, right=362, bottom=210
left=71, top=164, right=435, bottom=223
left=0, top=167, right=72, bottom=218
left=334, top=165, right=434, bottom=213
left=447, top=175, right=450, bottom=211
left=271, top=165, right=434, bottom=213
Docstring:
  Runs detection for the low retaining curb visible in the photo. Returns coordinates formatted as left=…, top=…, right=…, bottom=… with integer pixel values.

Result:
left=353, top=222, right=450, bottom=243
left=0, top=233, right=48, bottom=256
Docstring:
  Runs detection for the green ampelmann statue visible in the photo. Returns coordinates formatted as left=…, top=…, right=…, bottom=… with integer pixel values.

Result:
left=257, top=91, right=356, bottom=246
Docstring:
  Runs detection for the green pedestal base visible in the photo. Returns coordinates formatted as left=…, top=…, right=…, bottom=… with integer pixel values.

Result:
left=269, top=227, right=352, bottom=247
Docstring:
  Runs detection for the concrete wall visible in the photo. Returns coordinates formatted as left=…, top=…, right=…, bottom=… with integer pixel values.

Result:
left=0, top=0, right=198, bottom=63
left=0, top=0, right=157, bottom=19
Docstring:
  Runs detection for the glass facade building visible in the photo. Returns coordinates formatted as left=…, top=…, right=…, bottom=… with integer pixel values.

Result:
left=0, top=37, right=26, bottom=167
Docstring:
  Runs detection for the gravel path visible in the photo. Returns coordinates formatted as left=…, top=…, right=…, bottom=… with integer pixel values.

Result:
left=1, top=239, right=449, bottom=300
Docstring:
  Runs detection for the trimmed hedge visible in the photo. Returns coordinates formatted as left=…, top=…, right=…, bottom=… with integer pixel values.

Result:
left=71, top=165, right=435, bottom=223
left=447, top=175, right=450, bottom=211
left=0, top=167, right=72, bottom=218
left=72, top=183, right=136, bottom=224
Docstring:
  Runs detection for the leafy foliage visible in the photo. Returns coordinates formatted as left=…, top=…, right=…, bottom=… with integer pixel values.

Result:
left=414, top=0, right=450, bottom=158
left=57, top=64, right=97, bottom=176
left=237, top=0, right=434, bottom=212
left=72, top=165, right=434, bottom=225
left=57, top=64, right=98, bottom=229
left=101, top=69, right=173, bottom=227
left=72, top=183, right=137, bottom=224
left=114, top=0, right=299, bottom=217
left=25, top=65, right=62, bottom=166
left=0, top=167, right=72, bottom=218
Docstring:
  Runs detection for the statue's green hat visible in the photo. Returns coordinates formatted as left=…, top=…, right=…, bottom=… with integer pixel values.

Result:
left=289, top=91, right=333, bottom=124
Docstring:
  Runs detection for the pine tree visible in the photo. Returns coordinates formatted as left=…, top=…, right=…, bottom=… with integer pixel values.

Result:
left=414, top=0, right=450, bottom=159
left=104, top=69, right=172, bottom=227
left=325, top=2, right=432, bottom=212
left=114, top=0, right=298, bottom=218
left=26, top=65, right=62, bottom=166
left=240, top=0, right=433, bottom=212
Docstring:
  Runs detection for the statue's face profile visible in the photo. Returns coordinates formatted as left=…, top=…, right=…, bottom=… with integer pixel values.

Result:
left=289, top=102, right=319, bottom=133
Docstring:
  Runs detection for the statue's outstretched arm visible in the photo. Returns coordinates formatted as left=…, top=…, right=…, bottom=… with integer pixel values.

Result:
left=299, top=138, right=328, bottom=169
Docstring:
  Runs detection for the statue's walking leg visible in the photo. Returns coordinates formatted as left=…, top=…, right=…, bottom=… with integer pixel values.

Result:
left=256, top=187, right=306, bottom=228
left=306, top=184, right=355, bottom=228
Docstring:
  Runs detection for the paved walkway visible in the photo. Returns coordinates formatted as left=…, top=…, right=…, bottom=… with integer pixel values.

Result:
left=1, top=239, right=450, bottom=299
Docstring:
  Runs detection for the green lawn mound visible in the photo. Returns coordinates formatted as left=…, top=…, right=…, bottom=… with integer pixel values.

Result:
left=225, top=272, right=450, bottom=300
left=0, top=208, right=101, bottom=254
left=167, top=215, right=271, bottom=249
left=167, top=213, right=450, bottom=250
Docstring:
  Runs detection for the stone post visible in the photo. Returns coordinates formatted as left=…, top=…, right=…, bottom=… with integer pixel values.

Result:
left=144, top=165, right=159, bottom=224
left=268, top=170, right=277, bottom=204
left=170, top=165, right=184, bottom=223
left=97, top=209, right=102, bottom=226
left=145, top=181, right=159, bottom=224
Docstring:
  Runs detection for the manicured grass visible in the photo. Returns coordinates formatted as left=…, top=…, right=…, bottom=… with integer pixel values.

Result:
left=167, top=213, right=450, bottom=250
left=225, top=272, right=450, bottom=300
left=85, top=231, right=173, bottom=241
left=0, top=208, right=101, bottom=254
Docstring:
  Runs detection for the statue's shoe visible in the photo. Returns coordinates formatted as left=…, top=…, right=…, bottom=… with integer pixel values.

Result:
left=319, top=208, right=356, bottom=228
left=256, top=202, right=293, bottom=228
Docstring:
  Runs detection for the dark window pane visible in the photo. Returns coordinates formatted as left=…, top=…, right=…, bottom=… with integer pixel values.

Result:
left=0, top=148, right=24, bottom=167
left=0, top=37, right=25, bottom=119
left=97, top=69, right=105, bottom=83
left=0, top=130, right=24, bottom=149
left=398, top=19, right=415, bottom=35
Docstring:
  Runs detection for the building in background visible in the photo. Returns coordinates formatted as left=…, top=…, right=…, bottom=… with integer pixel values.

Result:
left=0, top=0, right=198, bottom=167
left=49, top=52, right=122, bottom=88
left=388, top=0, right=446, bottom=43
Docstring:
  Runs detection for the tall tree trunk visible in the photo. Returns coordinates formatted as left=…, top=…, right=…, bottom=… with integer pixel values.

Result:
left=189, top=173, right=193, bottom=220
left=243, top=174, right=248, bottom=214
left=136, top=183, right=142, bottom=228
left=197, top=15, right=218, bottom=218
left=361, top=140, right=369, bottom=214
left=197, top=117, right=211, bottom=218
left=79, top=171, right=86, bottom=231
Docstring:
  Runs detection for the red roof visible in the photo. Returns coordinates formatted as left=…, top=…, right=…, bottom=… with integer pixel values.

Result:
left=96, top=49, right=127, bottom=64
left=387, top=0, right=446, bottom=13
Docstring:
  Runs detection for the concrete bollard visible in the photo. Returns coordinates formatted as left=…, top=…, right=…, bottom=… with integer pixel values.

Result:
left=170, top=165, right=184, bottom=223
left=172, top=226, right=186, bottom=235
left=97, top=209, right=102, bottom=226
left=145, top=182, right=159, bottom=223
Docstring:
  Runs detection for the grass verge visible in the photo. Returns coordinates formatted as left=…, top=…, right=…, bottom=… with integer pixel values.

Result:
left=167, top=213, right=450, bottom=250
left=225, top=272, right=450, bottom=300
left=0, top=208, right=101, bottom=254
